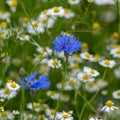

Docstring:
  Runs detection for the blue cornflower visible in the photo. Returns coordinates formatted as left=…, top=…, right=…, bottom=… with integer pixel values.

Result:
left=53, top=34, right=82, bottom=55
left=20, top=72, right=50, bottom=92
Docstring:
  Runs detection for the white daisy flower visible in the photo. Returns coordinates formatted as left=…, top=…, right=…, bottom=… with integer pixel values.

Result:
left=110, top=47, right=120, bottom=58
left=99, top=59, right=116, bottom=68
left=17, top=33, right=30, bottom=41
left=0, top=111, right=14, bottom=120
left=48, top=59, right=62, bottom=68
left=80, top=52, right=93, bottom=60
left=102, top=100, right=119, bottom=112
left=27, top=102, right=40, bottom=112
left=83, top=66, right=99, bottom=77
left=112, top=90, right=120, bottom=99
left=0, top=11, right=10, bottom=20
left=6, top=0, right=18, bottom=12
left=47, top=90, right=60, bottom=100
left=27, top=21, right=45, bottom=35
left=114, top=67, right=120, bottom=78
left=49, top=6, right=64, bottom=17
left=0, top=88, right=17, bottom=100
left=85, top=82, right=98, bottom=92
left=6, top=81, right=20, bottom=91
left=45, top=108, right=57, bottom=119
left=93, top=0, right=115, bottom=5
left=57, top=111, right=73, bottom=120
left=77, top=72, right=95, bottom=83
left=68, top=0, right=81, bottom=5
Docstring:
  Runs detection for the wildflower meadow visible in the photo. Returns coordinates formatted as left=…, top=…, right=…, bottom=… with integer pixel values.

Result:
left=1, top=0, right=120, bottom=120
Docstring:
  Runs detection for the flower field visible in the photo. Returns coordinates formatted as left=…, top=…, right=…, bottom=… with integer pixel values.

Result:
left=0, top=0, right=120, bottom=120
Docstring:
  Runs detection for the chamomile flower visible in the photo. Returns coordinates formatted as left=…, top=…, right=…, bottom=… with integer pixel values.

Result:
left=27, top=102, right=40, bottom=112
left=80, top=52, right=93, bottom=60
left=17, top=33, right=30, bottom=41
left=114, top=67, right=120, bottom=78
left=36, top=46, right=52, bottom=57
left=110, top=47, right=120, bottom=58
left=27, top=20, right=45, bottom=35
left=99, top=59, right=116, bottom=68
left=63, top=8, right=75, bottom=19
left=83, top=66, right=99, bottom=77
left=68, top=0, right=81, bottom=5
left=6, top=81, right=20, bottom=91
left=57, top=111, right=73, bottom=120
left=77, top=72, right=94, bottom=83
left=46, top=108, right=57, bottom=119
left=49, top=6, right=64, bottom=17
left=102, top=100, right=119, bottom=112
left=0, top=88, right=17, bottom=100
left=47, top=90, right=60, bottom=100
left=0, top=11, right=10, bottom=20
left=6, top=0, right=18, bottom=12
left=112, top=90, right=120, bottom=99
left=13, top=110, right=20, bottom=115
left=94, top=0, right=114, bottom=5
left=48, top=59, right=62, bottom=68
left=0, top=111, right=14, bottom=120
left=85, top=81, right=98, bottom=92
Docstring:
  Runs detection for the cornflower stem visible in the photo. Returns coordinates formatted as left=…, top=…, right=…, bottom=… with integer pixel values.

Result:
left=20, top=87, right=25, bottom=120
left=53, top=55, right=68, bottom=120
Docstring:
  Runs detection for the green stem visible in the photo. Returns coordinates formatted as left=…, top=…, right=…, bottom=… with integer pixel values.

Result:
left=116, top=0, right=120, bottom=41
left=53, top=56, right=68, bottom=120
left=18, top=0, right=42, bottom=44
left=20, top=87, right=25, bottom=120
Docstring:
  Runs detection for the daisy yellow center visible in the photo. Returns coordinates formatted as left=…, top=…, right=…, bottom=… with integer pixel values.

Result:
left=4, top=88, right=10, bottom=94
left=92, top=22, right=100, bottom=29
left=85, top=53, right=90, bottom=58
left=11, top=82, right=17, bottom=88
left=49, top=91, right=56, bottom=96
left=11, top=0, right=17, bottom=7
left=112, top=32, right=119, bottom=39
left=53, top=7, right=60, bottom=13
left=62, top=113, right=69, bottom=118
left=116, top=49, right=120, bottom=54
left=64, top=9, right=69, bottom=14
left=0, top=107, right=4, bottom=111
left=88, top=82, right=95, bottom=87
left=82, top=74, right=89, bottom=80
left=105, top=100, right=113, bottom=107
left=33, top=22, right=38, bottom=27
left=50, top=109, right=56, bottom=115
left=94, top=54, right=100, bottom=60
left=42, top=10, right=48, bottom=14
left=90, top=69, right=95, bottom=74
left=33, top=103, right=39, bottom=108
left=73, top=63, right=79, bottom=68
left=21, top=34, right=26, bottom=38
left=104, top=60, right=110, bottom=65
left=23, top=17, right=29, bottom=23
left=70, top=80, right=76, bottom=85
left=38, top=53, right=43, bottom=58
left=87, top=0, right=93, bottom=3
left=2, top=111, right=8, bottom=117
left=82, top=43, right=88, bottom=49
left=0, top=34, right=4, bottom=39
left=117, top=92, right=120, bottom=96
left=0, top=22, right=7, bottom=28
left=52, top=60, right=57, bottom=66
left=41, top=19, right=47, bottom=24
